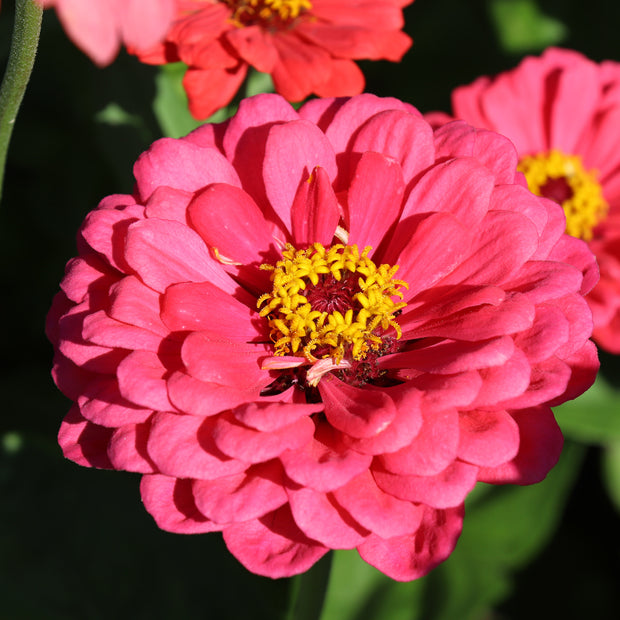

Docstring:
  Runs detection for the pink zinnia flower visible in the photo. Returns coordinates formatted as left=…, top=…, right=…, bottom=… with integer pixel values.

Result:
left=131, top=0, right=413, bottom=119
left=48, top=93, right=598, bottom=580
left=433, top=47, right=620, bottom=353
left=38, top=0, right=176, bottom=66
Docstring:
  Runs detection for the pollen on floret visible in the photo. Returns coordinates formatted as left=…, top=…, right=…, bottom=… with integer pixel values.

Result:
left=518, top=149, right=608, bottom=241
left=257, top=243, right=408, bottom=363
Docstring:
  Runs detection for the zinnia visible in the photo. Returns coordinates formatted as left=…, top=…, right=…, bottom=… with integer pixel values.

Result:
left=38, top=0, right=175, bottom=66
left=432, top=47, right=620, bottom=353
left=130, top=0, right=413, bottom=119
left=48, top=93, right=599, bottom=580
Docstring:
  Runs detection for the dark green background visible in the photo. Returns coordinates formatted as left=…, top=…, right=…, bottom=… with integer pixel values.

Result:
left=1, top=0, right=620, bottom=617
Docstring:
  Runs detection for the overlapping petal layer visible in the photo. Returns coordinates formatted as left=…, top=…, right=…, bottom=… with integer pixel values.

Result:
left=49, top=93, right=599, bottom=580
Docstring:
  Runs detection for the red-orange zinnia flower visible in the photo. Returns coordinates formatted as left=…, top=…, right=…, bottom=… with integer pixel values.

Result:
left=132, top=0, right=414, bottom=118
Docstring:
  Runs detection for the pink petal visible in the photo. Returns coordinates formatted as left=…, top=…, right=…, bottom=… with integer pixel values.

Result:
left=291, top=166, right=340, bottom=246
left=77, top=376, right=154, bottom=427
left=380, top=408, right=460, bottom=476
left=279, top=424, right=372, bottom=492
left=478, top=406, right=563, bottom=484
left=140, top=474, right=223, bottom=534
left=319, top=376, right=397, bottom=438
left=323, top=93, right=418, bottom=154
left=386, top=211, right=472, bottom=300
left=263, top=119, right=337, bottom=233
left=107, top=421, right=156, bottom=473
left=373, top=460, right=479, bottom=509
left=161, top=281, right=257, bottom=340
left=223, top=505, right=329, bottom=578
left=58, top=404, right=114, bottom=469
left=181, top=331, right=268, bottom=388
left=116, top=350, right=176, bottom=411
left=124, top=218, right=237, bottom=294
left=167, top=371, right=263, bottom=417
left=146, top=412, right=247, bottom=479
left=79, top=204, right=144, bottom=273
left=81, top=310, right=163, bottom=352
left=342, top=386, right=424, bottom=455
left=287, top=486, right=369, bottom=549
left=407, top=295, right=536, bottom=341
left=439, top=211, right=539, bottom=287
left=134, top=138, right=241, bottom=201
left=457, top=409, right=520, bottom=467
left=358, top=506, right=465, bottom=581
left=433, top=121, right=519, bottom=185
left=232, top=401, right=319, bottom=432
left=211, top=412, right=315, bottom=463
left=334, top=470, right=424, bottom=538
left=380, top=336, right=515, bottom=375
left=346, top=151, right=405, bottom=251
left=188, top=183, right=276, bottom=266
left=108, top=275, right=168, bottom=337
left=144, top=186, right=193, bottom=224
left=399, top=156, right=493, bottom=229
left=350, top=109, right=435, bottom=181
left=193, top=461, right=288, bottom=523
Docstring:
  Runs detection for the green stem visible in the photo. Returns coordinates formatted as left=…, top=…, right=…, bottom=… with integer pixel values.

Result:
left=286, top=552, right=333, bottom=620
left=0, top=0, right=43, bottom=204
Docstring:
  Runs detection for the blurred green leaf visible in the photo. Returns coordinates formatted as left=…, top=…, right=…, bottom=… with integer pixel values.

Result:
left=286, top=553, right=333, bottom=620
left=153, top=63, right=204, bottom=138
left=321, top=548, right=424, bottom=620
left=601, top=440, right=620, bottom=514
left=487, top=0, right=568, bottom=53
left=554, top=375, right=620, bottom=444
left=245, top=70, right=275, bottom=97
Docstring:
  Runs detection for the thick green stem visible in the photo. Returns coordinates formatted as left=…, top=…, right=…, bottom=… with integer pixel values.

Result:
left=0, top=0, right=43, bottom=204
left=286, top=552, right=333, bottom=620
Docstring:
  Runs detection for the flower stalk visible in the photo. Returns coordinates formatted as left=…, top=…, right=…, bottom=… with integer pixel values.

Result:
left=286, top=552, right=332, bottom=620
left=0, top=0, right=43, bottom=204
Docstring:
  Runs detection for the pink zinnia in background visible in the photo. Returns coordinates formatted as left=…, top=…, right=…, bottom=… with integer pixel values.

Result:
left=434, top=48, right=620, bottom=353
left=48, top=93, right=598, bottom=580
left=131, top=0, right=413, bottom=119
left=38, top=0, right=175, bottom=66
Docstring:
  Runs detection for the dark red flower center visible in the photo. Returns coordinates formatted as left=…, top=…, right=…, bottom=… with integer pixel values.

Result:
left=226, top=0, right=312, bottom=29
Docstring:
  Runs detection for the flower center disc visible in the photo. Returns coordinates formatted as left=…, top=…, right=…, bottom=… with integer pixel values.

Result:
left=257, top=243, right=408, bottom=363
left=227, top=0, right=312, bottom=27
left=518, top=149, right=608, bottom=241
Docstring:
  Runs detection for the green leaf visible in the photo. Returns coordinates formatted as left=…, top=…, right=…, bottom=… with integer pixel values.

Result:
left=487, top=0, right=568, bottom=53
left=321, top=549, right=424, bottom=620
left=554, top=375, right=620, bottom=444
left=152, top=63, right=204, bottom=138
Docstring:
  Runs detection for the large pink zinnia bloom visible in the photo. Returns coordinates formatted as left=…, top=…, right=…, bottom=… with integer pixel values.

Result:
left=131, top=0, right=413, bottom=119
left=434, top=47, right=620, bottom=353
left=48, top=93, right=599, bottom=580
left=38, top=0, right=175, bottom=66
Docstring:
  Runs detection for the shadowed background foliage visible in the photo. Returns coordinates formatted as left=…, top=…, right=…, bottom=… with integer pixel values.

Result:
left=1, top=0, right=620, bottom=618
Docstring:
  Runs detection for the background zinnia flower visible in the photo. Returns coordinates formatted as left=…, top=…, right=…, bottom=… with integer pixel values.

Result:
left=47, top=93, right=599, bottom=580
left=37, top=0, right=175, bottom=66
left=131, top=0, right=414, bottom=119
left=432, top=47, right=620, bottom=354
